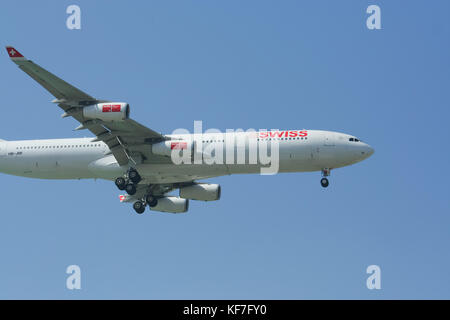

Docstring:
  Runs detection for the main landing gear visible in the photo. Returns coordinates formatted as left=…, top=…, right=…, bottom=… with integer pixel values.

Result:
left=115, top=168, right=142, bottom=196
left=132, top=195, right=158, bottom=214
left=133, top=200, right=146, bottom=214
left=145, top=194, right=158, bottom=208
left=321, top=168, right=330, bottom=188
left=115, top=169, right=158, bottom=215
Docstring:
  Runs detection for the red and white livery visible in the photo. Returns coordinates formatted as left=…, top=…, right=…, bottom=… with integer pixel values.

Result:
left=0, top=47, right=374, bottom=214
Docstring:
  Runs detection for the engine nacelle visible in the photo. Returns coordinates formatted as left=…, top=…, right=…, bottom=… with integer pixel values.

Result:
left=152, top=140, right=193, bottom=157
left=179, top=183, right=221, bottom=201
left=83, top=102, right=130, bottom=122
left=150, top=196, right=189, bottom=213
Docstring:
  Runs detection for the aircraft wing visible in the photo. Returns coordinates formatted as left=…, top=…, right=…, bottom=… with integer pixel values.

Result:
left=5, top=46, right=166, bottom=166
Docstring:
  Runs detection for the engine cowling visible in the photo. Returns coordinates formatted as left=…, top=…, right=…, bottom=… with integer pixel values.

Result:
left=83, top=102, right=130, bottom=122
left=152, top=140, right=193, bottom=157
left=179, top=183, right=221, bottom=201
left=150, top=196, right=189, bottom=213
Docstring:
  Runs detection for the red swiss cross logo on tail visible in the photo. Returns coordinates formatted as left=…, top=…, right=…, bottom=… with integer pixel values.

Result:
left=5, top=46, right=24, bottom=59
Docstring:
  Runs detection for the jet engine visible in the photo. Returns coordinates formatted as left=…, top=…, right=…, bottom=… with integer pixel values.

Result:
left=152, top=140, right=193, bottom=157
left=179, top=183, right=221, bottom=201
left=83, top=102, right=130, bottom=122
left=150, top=196, right=189, bottom=213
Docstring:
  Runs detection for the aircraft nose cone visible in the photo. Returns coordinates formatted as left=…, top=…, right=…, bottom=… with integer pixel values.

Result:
left=361, top=144, right=374, bottom=159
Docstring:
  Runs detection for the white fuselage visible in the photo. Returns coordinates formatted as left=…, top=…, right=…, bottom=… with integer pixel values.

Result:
left=0, top=130, right=373, bottom=183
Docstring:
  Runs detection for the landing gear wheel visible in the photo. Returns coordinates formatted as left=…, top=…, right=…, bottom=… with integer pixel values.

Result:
left=128, top=169, right=141, bottom=184
left=125, top=183, right=137, bottom=195
left=320, top=178, right=329, bottom=188
left=133, top=201, right=145, bottom=214
left=146, top=195, right=158, bottom=207
left=115, top=177, right=126, bottom=190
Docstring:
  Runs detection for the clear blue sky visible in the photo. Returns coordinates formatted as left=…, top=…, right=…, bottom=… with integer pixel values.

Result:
left=1, top=0, right=449, bottom=299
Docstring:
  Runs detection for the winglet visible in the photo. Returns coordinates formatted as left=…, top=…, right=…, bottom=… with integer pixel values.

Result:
left=5, top=46, right=26, bottom=61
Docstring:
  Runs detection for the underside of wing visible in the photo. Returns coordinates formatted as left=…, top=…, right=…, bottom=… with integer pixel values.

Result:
left=6, top=46, right=166, bottom=166
left=6, top=46, right=226, bottom=215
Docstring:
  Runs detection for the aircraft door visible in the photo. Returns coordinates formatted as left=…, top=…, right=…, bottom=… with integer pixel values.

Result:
left=319, top=133, right=336, bottom=164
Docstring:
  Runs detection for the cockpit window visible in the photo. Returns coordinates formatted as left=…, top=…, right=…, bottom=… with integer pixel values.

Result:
left=349, top=138, right=360, bottom=142
left=349, top=138, right=354, bottom=141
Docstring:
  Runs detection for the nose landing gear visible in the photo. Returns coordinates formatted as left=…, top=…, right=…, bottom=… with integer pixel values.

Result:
left=320, top=168, right=330, bottom=188
left=320, top=177, right=329, bottom=188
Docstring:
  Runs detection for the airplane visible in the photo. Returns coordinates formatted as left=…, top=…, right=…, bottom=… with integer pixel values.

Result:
left=1, top=46, right=374, bottom=214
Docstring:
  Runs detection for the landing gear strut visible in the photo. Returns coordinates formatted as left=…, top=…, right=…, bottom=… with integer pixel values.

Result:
left=321, top=168, right=330, bottom=188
